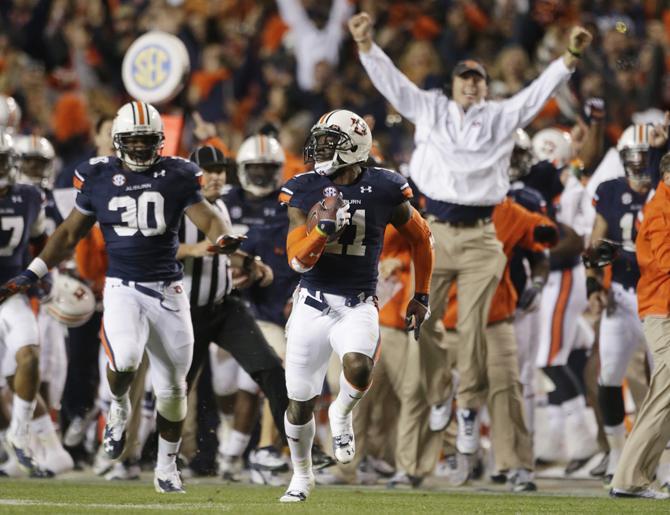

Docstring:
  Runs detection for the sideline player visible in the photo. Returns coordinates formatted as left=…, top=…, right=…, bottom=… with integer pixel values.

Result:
left=585, top=124, right=665, bottom=485
left=0, top=101, right=243, bottom=493
left=277, top=109, right=434, bottom=502
left=0, top=129, right=50, bottom=477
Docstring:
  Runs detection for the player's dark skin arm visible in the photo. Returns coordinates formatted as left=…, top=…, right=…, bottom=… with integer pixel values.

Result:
left=184, top=199, right=234, bottom=244
left=548, top=222, right=583, bottom=267
left=34, top=209, right=96, bottom=268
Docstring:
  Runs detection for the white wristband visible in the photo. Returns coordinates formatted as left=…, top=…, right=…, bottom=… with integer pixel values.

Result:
left=27, top=257, right=49, bottom=279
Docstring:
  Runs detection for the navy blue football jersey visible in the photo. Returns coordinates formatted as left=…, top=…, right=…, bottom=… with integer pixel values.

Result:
left=593, top=177, right=646, bottom=290
left=241, top=223, right=300, bottom=325
left=0, top=184, right=45, bottom=283
left=42, top=188, right=65, bottom=236
left=521, top=160, right=563, bottom=218
left=222, top=186, right=287, bottom=233
left=281, top=168, right=413, bottom=296
left=74, top=155, right=203, bottom=282
left=223, top=186, right=299, bottom=324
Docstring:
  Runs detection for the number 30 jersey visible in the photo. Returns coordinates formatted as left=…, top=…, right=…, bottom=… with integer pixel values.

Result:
left=74, top=156, right=204, bottom=282
left=280, top=168, right=413, bottom=296
left=593, top=177, right=647, bottom=290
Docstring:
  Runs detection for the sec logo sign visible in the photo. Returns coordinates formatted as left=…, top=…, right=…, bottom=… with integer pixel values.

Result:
left=122, top=31, right=190, bottom=104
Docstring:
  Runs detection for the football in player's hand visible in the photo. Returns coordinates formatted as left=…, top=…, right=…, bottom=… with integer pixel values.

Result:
left=307, top=194, right=349, bottom=242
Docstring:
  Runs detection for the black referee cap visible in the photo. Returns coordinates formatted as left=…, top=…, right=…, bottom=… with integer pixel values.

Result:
left=189, top=145, right=228, bottom=168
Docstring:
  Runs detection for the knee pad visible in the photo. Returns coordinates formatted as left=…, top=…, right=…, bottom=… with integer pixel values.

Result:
left=155, top=385, right=187, bottom=422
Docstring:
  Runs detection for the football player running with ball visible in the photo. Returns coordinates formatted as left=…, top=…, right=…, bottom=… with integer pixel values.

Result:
left=0, top=101, right=243, bottom=493
left=277, top=109, right=434, bottom=502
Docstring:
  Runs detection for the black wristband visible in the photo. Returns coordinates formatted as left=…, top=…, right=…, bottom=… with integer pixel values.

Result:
left=413, top=293, right=429, bottom=307
left=586, top=276, right=603, bottom=298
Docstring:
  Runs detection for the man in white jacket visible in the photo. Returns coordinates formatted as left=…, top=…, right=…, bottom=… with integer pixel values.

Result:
left=349, top=12, right=592, bottom=457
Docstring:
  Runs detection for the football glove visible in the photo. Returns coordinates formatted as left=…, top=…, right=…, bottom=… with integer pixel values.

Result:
left=0, top=270, right=40, bottom=304
left=582, top=239, right=621, bottom=268
left=518, top=278, right=544, bottom=312
left=405, top=293, right=430, bottom=341
left=317, top=200, right=351, bottom=237
left=207, top=234, right=247, bottom=255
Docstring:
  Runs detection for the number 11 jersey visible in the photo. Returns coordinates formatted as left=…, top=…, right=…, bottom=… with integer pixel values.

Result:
left=280, top=167, right=413, bottom=296
left=74, top=156, right=203, bottom=282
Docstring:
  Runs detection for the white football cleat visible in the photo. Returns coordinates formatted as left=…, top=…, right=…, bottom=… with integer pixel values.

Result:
left=6, top=428, right=51, bottom=478
left=328, top=404, right=355, bottom=464
left=279, top=472, right=315, bottom=502
left=154, top=464, right=185, bottom=493
left=103, top=400, right=130, bottom=459
left=456, top=408, right=480, bottom=455
left=93, top=445, right=114, bottom=476
left=610, top=487, right=670, bottom=500
left=429, top=403, right=452, bottom=432
left=219, top=455, right=243, bottom=482
left=249, top=445, right=288, bottom=472
left=39, top=444, right=75, bottom=475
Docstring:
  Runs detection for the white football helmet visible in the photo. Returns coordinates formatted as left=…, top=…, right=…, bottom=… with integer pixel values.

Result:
left=531, top=128, right=573, bottom=169
left=509, top=128, right=533, bottom=182
left=15, top=135, right=56, bottom=189
left=43, top=274, right=96, bottom=328
left=237, top=134, right=285, bottom=197
left=0, top=129, right=16, bottom=188
left=617, top=124, right=652, bottom=185
left=111, top=101, right=164, bottom=172
left=304, top=109, right=372, bottom=176
left=0, top=95, right=21, bottom=131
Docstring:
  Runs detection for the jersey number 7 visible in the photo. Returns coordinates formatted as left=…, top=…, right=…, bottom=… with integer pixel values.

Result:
left=325, top=209, right=366, bottom=257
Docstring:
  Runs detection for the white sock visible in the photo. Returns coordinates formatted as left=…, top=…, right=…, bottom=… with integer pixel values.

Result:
left=223, top=430, right=251, bottom=458
left=31, top=414, right=60, bottom=449
left=156, top=436, right=181, bottom=470
left=10, top=395, right=36, bottom=435
left=284, top=412, right=314, bottom=477
left=330, top=372, right=369, bottom=423
left=110, top=392, right=130, bottom=413
left=604, top=423, right=626, bottom=474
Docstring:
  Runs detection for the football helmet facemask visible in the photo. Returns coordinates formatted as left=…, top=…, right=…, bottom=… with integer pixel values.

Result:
left=509, top=128, right=533, bottom=182
left=237, top=135, right=285, bottom=196
left=15, top=135, right=56, bottom=189
left=112, top=101, right=164, bottom=172
left=617, top=124, right=652, bottom=187
left=304, top=110, right=372, bottom=176
left=0, top=129, right=16, bottom=189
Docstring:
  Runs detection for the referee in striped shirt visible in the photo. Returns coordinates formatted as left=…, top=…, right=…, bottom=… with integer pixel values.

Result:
left=179, top=146, right=287, bottom=444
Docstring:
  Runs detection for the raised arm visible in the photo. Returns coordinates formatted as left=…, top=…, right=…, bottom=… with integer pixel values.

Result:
left=349, top=12, right=435, bottom=124
left=499, top=26, right=592, bottom=131
left=276, top=0, right=311, bottom=31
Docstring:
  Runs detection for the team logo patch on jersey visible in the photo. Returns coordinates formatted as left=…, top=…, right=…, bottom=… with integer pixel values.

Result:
left=230, top=206, right=243, bottom=219
left=323, top=186, right=339, bottom=197
left=112, top=174, right=126, bottom=186
left=621, top=192, right=632, bottom=205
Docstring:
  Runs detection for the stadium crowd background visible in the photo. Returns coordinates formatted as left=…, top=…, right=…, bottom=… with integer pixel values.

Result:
left=2, top=0, right=669, bottom=181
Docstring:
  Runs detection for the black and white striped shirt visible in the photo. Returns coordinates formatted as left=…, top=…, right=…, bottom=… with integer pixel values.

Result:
left=179, top=198, right=233, bottom=307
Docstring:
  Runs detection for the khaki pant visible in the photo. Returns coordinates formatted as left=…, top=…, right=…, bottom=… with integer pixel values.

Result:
left=338, top=325, right=441, bottom=480
left=612, top=316, right=670, bottom=490
left=419, top=220, right=506, bottom=409
left=441, top=323, right=532, bottom=471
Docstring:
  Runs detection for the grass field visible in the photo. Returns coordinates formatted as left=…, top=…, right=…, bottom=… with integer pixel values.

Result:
left=1, top=476, right=669, bottom=514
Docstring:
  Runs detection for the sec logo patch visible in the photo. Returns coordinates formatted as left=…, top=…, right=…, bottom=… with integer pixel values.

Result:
left=323, top=186, right=339, bottom=197
left=112, top=174, right=126, bottom=186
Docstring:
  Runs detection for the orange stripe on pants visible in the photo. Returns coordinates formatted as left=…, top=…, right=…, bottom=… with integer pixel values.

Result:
left=99, top=321, right=118, bottom=371
left=548, top=269, right=572, bottom=365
